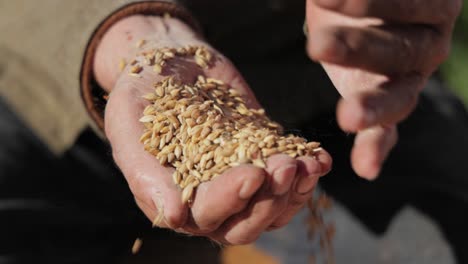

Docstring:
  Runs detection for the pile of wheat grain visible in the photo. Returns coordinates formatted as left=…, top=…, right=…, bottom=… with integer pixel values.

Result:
left=139, top=75, right=321, bottom=203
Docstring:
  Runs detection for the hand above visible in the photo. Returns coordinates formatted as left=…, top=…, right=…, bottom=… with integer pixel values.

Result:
left=305, top=0, right=462, bottom=179
left=96, top=15, right=332, bottom=245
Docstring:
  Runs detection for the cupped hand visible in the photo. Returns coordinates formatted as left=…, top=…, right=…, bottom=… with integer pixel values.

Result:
left=105, top=45, right=332, bottom=245
left=305, top=0, right=462, bottom=179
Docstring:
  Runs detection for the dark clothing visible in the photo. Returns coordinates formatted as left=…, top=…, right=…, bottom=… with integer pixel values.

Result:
left=0, top=98, right=219, bottom=264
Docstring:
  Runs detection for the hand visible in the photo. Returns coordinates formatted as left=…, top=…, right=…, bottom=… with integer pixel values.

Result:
left=97, top=15, right=332, bottom=245
left=305, top=0, right=461, bottom=179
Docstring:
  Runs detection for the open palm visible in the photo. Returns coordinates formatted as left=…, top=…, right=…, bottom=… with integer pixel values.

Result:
left=104, top=47, right=332, bottom=244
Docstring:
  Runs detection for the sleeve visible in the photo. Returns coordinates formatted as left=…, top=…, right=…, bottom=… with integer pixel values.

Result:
left=0, top=0, right=199, bottom=154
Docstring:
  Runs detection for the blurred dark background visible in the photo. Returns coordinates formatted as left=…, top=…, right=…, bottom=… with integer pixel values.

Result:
left=441, top=4, right=468, bottom=105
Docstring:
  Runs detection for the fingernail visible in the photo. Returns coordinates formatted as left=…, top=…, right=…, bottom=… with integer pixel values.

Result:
left=296, top=174, right=319, bottom=194
left=272, top=165, right=297, bottom=195
left=312, top=30, right=347, bottom=62
left=239, top=178, right=258, bottom=200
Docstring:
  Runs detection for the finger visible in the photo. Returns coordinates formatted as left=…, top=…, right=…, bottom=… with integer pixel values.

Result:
left=106, top=88, right=188, bottom=229
left=212, top=181, right=289, bottom=245
left=351, top=125, right=398, bottom=180
left=312, top=0, right=461, bottom=25
left=185, top=165, right=265, bottom=233
left=307, top=25, right=444, bottom=75
left=336, top=73, right=423, bottom=132
left=268, top=151, right=333, bottom=230
left=265, top=154, right=298, bottom=196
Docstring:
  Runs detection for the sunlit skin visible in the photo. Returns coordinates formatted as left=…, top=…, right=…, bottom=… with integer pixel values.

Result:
left=95, top=15, right=332, bottom=245
left=93, top=0, right=461, bottom=245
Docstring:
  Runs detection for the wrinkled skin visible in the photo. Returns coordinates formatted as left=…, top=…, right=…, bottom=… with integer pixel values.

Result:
left=306, top=0, right=462, bottom=179
left=100, top=16, right=332, bottom=245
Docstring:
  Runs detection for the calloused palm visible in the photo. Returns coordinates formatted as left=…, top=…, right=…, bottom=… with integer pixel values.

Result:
left=105, top=48, right=332, bottom=244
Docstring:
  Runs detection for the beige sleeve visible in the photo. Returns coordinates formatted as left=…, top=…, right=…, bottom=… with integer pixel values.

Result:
left=0, top=0, right=187, bottom=154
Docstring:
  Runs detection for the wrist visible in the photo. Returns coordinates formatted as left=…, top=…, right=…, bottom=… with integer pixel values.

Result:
left=94, top=15, right=201, bottom=93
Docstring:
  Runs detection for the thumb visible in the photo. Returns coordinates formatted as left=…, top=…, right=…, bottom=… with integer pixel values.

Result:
left=106, top=87, right=188, bottom=229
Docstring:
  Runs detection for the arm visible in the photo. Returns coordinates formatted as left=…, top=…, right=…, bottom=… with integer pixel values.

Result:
left=93, top=15, right=332, bottom=244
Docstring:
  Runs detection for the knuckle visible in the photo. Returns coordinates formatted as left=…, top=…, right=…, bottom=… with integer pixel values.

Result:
left=307, top=28, right=350, bottom=62
left=343, top=28, right=367, bottom=55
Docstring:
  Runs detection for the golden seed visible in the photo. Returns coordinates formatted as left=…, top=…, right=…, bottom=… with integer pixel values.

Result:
left=153, top=64, right=163, bottom=74
left=159, top=136, right=166, bottom=150
left=129, top=73, right=142, bottom=78
left=132, top=238, right=143, bottom=255
left=253, top=159, right=267, bottom=168
left=192, top=170, right=202, bottom=179
left=183, top=175, right=195, bottom=187
left=307, top=142, right=321, bottom=149
left=173, top=171, right=182, bottom=185
left=181, top=183, right=194, bottom=204
left=130, top=65, right=143, bottom=74
left=155, top=86, right=165, bottom=97
left=119, top=58, right=127, bottom=72
left=174, top=146, right=182, bottom=159
left=193, top=153, right=202, bottom=164
left=152, top=210, right=165, bottom=227
left=186, top=160, right=194, bottom=170
left=139, top=115, right=155, bottom=123
left=262, top=148, right=278, bottom=157
left=159, top=126, right=170, bottom=134
left=139, top=130, right=152, bottom=142
left=159, top=155, right=168, bottom=165
left=143, top=93, right=158, bottom=101
left=264, top=135, right=276, bottom=143
left=167, top=153, right=175, bottom=163
left=312, top=147, right=323, bottom=154
left=163, top=51, right=175, bottom=59
left=205, top=160, right=214, bottom=170
left=136, top=39, right=146, bottom=48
